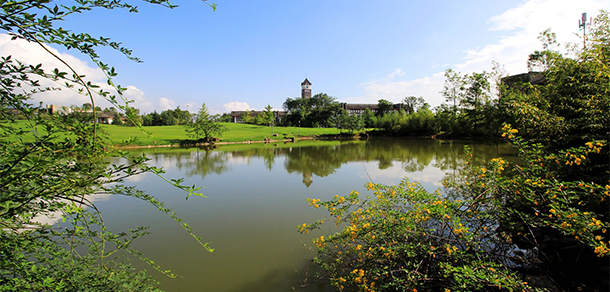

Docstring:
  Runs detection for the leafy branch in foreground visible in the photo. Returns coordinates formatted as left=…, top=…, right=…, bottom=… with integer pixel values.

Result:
left=1, top=0, right=216, bottom=290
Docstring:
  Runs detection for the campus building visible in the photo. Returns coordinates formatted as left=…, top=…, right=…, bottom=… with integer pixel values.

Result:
left=229, top=78, right=404, bottom=122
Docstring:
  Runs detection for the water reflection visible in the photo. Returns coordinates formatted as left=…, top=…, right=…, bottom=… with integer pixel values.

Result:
left=101, top=138, right=516, bottom=292
left=135, top=139, right=515, bottom=188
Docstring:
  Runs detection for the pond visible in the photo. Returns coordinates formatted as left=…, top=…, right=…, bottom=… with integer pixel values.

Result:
left=95, top=138, right=516, bottom=291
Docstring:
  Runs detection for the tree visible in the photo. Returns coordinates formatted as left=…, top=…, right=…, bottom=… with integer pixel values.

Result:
left=376, top=99, right=394, bottom=116
left=441, top=68, right=466, bottom=125
left=240, top=109, right=253, bottom=124
left=527, top=28, right=560, bottom=72
left=341, top=112, right=364, bottom=134
left=301, top=11, right=609, bottom=292
left=111, top=112, right=123, bottom=125
left=170, top=106, right=191, bottom=125
left=159, top=109, right=177, bottom=125
left=0, top=0, right=215, bottom=290
left=282, top=94, right=341, bottom=127
left=361, top=108, right=376, bottom=128
left=185, top=103, right=227, bottom=141
left=401, top=96, right=425, bottom=114
left=217, top=113, right=232, bottom=123
left=262, top=104, right=275, bottom=127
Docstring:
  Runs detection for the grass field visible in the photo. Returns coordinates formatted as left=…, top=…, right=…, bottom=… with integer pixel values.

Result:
left=103, top=123, right=343, bottom=146
left=6, top=120, right=345, bottom=146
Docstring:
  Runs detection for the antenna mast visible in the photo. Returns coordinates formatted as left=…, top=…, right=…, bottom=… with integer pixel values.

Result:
left=579, top=12, right=591, bottom=49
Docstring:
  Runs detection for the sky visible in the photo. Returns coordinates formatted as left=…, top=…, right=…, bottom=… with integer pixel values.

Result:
left=0, top=0, right=607, bottom=114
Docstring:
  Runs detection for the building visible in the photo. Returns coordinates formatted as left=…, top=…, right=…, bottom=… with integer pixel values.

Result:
left=97, top=112, right=114, bottom=124
left=301, top=78, right=312, bottom=99
left=46, top=104, right=72, bottom=115
left=229, top=79, right=406, bottom=122
left=229, top=110, right=286, bottom=123
left=501, top=72, right=545, bottom=94
left=340, top=103, right=403, bottom=116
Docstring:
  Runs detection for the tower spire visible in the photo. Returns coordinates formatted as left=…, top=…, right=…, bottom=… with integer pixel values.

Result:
left=301, top=78, right=312, bottom=99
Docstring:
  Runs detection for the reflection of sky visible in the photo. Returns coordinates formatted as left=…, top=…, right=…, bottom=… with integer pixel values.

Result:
left=358, top=160, right=446, bottom=192
left=32, top=193, right=113, bottom=226
left=124, top=172, right=150, bottom=183
left=223, top=153, right=252, bottom=165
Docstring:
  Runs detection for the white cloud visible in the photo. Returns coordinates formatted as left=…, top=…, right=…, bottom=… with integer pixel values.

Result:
left=386, top=68, right=405, bottom=79
left=352, top=0, right=607, bottom=108
left=222, top=101, right=252, bottom=112
left=0, top=33, right=159, bottom=113
left=184, top=102, right=199, bottom=113
left=348, top=71, right=446, bottom=108
left=158, top=97, right=177, bottom=111
left=460, top=0, right=607, bottom=74
left=123, top=85, right=155, bottom=113
left=0, top=34, right=105, bottom=80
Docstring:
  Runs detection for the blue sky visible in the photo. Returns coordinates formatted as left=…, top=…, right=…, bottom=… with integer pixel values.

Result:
left=1, top=0, right=607, bottom=114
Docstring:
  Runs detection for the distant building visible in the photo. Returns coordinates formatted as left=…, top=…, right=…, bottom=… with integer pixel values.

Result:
left=46, top=104, right=71, bottom=115
left=229, top=110, right=286, bottom=123
left=97, top=112, right=114, bottom=124
left=229, top=78, right=406, bottom=122
left=340, top=103, right=403, bottom=115
left=301, top=78, right=312, bottom=99
left=501, top=72, right=545, bottom=92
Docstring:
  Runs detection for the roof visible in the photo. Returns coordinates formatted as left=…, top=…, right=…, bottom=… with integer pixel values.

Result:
left=301, top=78, right=311, bottom=86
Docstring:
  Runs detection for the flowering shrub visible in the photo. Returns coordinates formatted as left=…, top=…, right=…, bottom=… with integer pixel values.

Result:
left=300, top=124, right=608, bottom=291
left=301, top=11, right=609, bottom=291
left=300, top=177, right=529, bottom=291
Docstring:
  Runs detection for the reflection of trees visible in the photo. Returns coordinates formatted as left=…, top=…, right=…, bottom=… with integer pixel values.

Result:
left=280, top=139, right=515, bottom=187
left=229, top=147, right=280, bottom=171
left=136, top=140, right=516, bottom=187
left=283, top=144, right=347, bottom=187
left=182, top=150, right=231, bottom=180
left=145, top=150, right=231, bottom=181
left=433, top=141, right=518, bottom=187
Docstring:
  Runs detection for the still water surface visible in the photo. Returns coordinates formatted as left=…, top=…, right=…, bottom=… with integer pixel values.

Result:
left=96, top=138, right=515, bottom=291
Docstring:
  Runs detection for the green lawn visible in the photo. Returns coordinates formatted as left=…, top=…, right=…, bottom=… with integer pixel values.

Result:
left=5, top=120, right=348, bottom=146
left=103, top=123, right=345, bottom=146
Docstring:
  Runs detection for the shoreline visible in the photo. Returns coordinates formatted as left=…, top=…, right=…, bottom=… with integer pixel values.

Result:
left=114, top=133, right=375, bottom=149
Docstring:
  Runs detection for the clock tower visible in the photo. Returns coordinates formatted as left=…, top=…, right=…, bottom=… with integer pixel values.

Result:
left=301, top=78, right=312, bottom=99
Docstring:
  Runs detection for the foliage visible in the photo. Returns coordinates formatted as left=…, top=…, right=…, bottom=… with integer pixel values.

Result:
left=374, top=108, right=438, bottom=137
left=334, top=110, right=365, bottom=134
left=376, top=99, right=394, bottom=117
left=0, top=0, right=215, bottom=290
left=361, top=108, right=377, bottom=128
left=282, top=93, right=342, bottom=127
left=436, top=68, right=504, bottom=138
left=240, top=109, right=253, bottom=124
left=185, top=103, right=227, bottom=140
left=401, top=96, right=425, bottom=114
left=142, top=107, right=191, bottom=126
left=302, top=11, right=609, bottom=291
left=300, top=175, right=529, bottom=291
left=261, top=104, right=275, bottom=126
